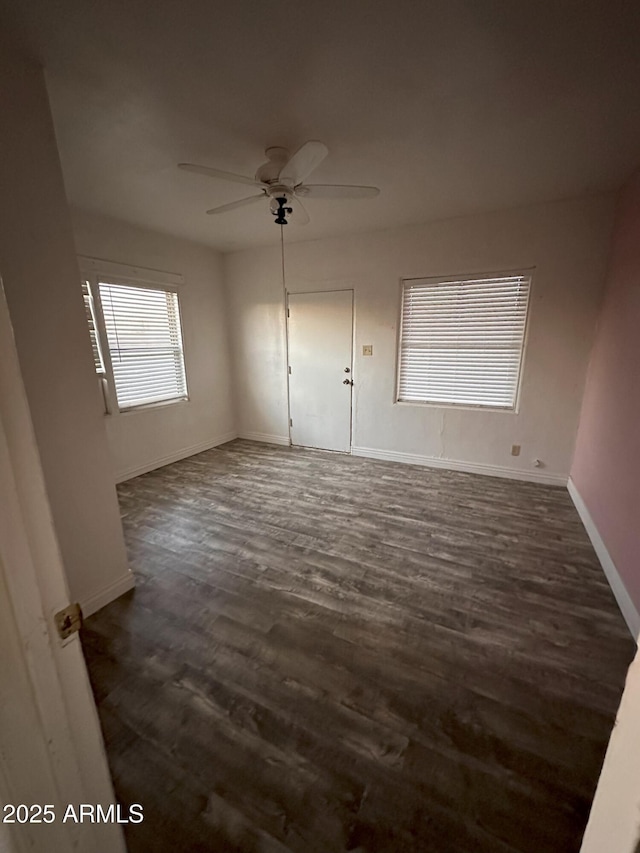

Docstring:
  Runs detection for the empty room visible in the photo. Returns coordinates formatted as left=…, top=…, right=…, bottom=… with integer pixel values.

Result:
left=1, top=1, right=640, bottom=852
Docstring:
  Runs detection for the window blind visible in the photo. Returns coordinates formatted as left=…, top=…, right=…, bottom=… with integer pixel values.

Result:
left=397, top=273, right=531, bottom=409
left=98, top=281, right=188, bottom=410
left=82, top=280, right=105, bottom=374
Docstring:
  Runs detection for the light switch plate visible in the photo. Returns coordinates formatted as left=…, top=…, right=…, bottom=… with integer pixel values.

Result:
left=362, top=345, right=373, bottom=356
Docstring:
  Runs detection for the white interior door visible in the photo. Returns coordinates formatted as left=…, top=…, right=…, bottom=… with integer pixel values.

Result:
left=288, top=290, right=354, bottom=452
left=0, top=279, right=125, bottom=853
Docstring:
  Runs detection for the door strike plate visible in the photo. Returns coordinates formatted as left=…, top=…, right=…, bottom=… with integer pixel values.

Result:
left=54, top=602, right=83, bottom=640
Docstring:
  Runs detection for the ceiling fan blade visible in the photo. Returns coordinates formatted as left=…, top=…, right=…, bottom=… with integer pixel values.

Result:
left=205, top=194, right=265, bottom=215
left=179, top=163, right=261, bottom=187
left=290, top=197, right=310, bottom=226
left=279, top=141, right=328, bottom=185
left=301, top=184, right=380, bottom=199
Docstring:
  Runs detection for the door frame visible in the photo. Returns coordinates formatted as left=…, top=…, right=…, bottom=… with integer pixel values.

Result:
left=0, top=278, right=126, bottom=853
left=285, top=288, right=355, bottom=453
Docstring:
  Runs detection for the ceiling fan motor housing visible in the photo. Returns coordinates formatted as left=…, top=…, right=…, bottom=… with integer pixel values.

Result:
left=267, top=184, right=293, bottom=201
left=255, top=147, right=290, bottom=184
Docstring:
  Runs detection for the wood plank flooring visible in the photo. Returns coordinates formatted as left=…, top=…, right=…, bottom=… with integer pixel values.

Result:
left=81, top=440, right=635, bottom=853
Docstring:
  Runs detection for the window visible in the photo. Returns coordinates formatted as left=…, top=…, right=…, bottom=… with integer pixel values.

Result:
left=80, top=265, right=188, bottom=412
left=97, top=282, right=188, bottom=410
left=397, top=271, right=532, bottom=410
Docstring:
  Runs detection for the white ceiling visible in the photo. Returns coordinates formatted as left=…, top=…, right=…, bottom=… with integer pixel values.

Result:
left=6, top=0, right=640, bottom=251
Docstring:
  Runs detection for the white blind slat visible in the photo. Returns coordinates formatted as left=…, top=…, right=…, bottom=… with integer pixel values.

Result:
left=98, top=281, right=188, bottom=410
left=397, top=273, right=531, bottom=408
left=81, top=281, right=105, bottom=374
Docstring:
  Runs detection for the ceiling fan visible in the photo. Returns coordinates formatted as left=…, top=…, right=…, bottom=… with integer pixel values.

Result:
left=178, top=141, right=380, bottom=225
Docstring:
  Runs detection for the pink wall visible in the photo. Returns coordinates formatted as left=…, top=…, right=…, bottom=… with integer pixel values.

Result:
left=571, top=170, right=640, bottom=609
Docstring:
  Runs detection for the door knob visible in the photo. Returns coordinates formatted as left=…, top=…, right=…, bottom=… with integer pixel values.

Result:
left=344, top=367, right=350, bottom=373
left=343, top=378, right=353, bottom=385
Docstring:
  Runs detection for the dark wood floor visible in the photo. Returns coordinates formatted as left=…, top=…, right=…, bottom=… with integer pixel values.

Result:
left=82, top=440, right=635, bottom=853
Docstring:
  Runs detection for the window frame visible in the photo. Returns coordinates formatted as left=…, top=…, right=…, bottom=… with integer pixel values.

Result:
left=79, top=257, right=189, bottom=415
left=394, top=268, right=534, bottom=413
left=81, top=280, right=106, bottom=376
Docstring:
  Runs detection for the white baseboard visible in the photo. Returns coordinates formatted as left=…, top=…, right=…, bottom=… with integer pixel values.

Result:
left=115, top=431, right=238, bottom=482
left=351, top=445, right=567, bottom=486
left=568, top=478, right=639, bottom=642
left=81, top=571, right=136, bottom=618
left=238, top=431, right=290, bottom=446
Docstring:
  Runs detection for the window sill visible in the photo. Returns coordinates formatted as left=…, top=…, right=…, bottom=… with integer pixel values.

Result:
left=108, top=397, right=190, bottom=416
left=395, top=399, right=518, bottom=414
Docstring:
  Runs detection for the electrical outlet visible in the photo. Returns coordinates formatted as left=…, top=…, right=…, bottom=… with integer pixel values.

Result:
left=362, top=345, right=373, bottom=356
left=511, top=444, right=521, bottom=457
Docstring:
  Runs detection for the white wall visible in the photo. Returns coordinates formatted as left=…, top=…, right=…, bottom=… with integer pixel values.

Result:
left=0, top=42, right=131, bottom=615
left=225, top=195, right=615, bottom=483
left=580, top=642, right=640, bottom=852
left=71, top=210, right=236, bottom=481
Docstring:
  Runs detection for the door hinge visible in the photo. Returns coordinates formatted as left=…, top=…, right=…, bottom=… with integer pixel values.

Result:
left=288, top=366, right=292, bottom=374
left=289, top=418, right=293, bottom=427
left=287, top=308, right=290, bottom=318
left=54, top=602, right=83, bottom=640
